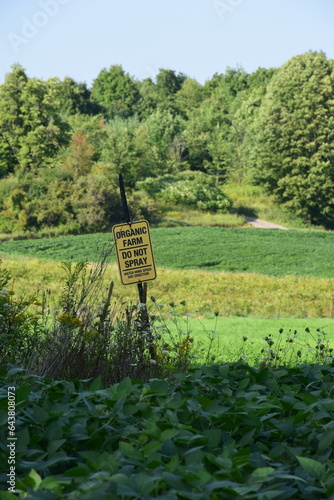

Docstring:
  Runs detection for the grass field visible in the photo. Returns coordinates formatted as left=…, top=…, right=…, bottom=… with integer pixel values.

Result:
left=1, top=226, right=334, bottom=277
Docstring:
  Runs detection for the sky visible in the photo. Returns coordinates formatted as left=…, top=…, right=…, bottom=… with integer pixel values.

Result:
left=1, top=0, right=334, bottom=87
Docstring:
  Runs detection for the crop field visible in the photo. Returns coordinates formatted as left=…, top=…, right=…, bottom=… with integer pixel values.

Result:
left=1, top=364, right=334, bottom=499
left=1, top=228, right=334, bottom=321
left=1, top=226, right=334, bottom=277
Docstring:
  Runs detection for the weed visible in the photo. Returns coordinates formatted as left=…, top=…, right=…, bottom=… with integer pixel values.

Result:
left=260, top=327, right=334, bottom=368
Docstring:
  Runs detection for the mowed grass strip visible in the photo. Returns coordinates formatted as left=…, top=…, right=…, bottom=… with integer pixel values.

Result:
left=1, top=227, right=334, bottom=277
left=164, top=315, right=334, bottom=356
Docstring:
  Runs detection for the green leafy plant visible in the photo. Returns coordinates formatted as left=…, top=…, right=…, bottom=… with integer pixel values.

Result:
left=1, top=362, right=334, bottom=498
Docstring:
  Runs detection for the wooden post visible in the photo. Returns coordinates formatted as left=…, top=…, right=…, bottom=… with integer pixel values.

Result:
left=118, top=174, right=155, bottom=359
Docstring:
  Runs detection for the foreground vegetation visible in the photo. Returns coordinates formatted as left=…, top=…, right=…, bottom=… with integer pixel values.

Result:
left=1, top=363, right=334, bottom=499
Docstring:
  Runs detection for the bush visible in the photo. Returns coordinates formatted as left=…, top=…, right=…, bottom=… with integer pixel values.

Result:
left=137, top=171, right=232, bottom=213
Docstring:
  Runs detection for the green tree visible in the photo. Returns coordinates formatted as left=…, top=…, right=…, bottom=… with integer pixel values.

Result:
left=227, top=67, right=276, bottom=183
left=204, top=66, right=248, bottom=104
left=155, top=68, right=186, bottom=96
left=99, top=117, right=145, bottom=187
left=67, top=114, right=108, bottom=155
left=0, top=66, right=69, bottom=177
left=52, top=76, right=98, bottom=116
left=155, top=69, right=187, bottom=112
left=143, top=110, right=185, bottom=173
left=136, top=70, right=188, bottom=116
left=91, top=65, right=140, bottom=119
left=135, top=77, right=159, bottom=118
left=174, top=77, right=206, bottom=116
left=0, top=64, right=28, bottom=176
left=252, top=51, right=334, bottom=226
left=183, top=94, right=231, bottom=178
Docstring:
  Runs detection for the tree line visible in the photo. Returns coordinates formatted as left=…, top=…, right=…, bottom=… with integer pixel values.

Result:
left=0, top=50, right=334, bottom=235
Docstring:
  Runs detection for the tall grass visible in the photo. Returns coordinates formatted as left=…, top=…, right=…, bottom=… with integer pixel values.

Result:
left=0, top=256, right=203, bottom=385
left=3, top=256, right=334, bottom=319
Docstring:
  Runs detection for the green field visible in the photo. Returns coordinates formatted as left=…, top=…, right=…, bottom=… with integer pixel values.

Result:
left=1, top=226, right=334, bottom=277
left=157, top=313, right=334, bottom=365
left=168, top=315, right=334, bottom=341
left=2, top=227, right=334, bottom=362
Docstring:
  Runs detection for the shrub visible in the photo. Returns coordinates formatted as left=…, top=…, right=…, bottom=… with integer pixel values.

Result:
left=137, top=171, right=232, bottom=213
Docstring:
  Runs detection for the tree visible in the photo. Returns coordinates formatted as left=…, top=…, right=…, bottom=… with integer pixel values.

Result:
left=174, top=78, right=206, bottom=116
left=99, top=117, right=145, bottom=187
left=136, top=77, right=159, bottom=118
left=52, top=77, right=98, bottom=116
left=227, top=67, right=276, bottom=183
left=136, top=70, right=188, bottom=117
left=91, top=65, right=140, bottom=119
left=62, top=133, right=96, bottom=177
left=155, top=69, right=186, bottom=96
left=143, top=110, right=185, bottom=173
left=183, top=94, right=231, bottom=178
left=252, top=51, right=334, bottom=226
left=154, top=69, right=187, bottom=112
left=204, top=66, right=248, bottom=104
left=0, top=64, right=28, bottom=176
left=0, top=66, right=69, bottom=177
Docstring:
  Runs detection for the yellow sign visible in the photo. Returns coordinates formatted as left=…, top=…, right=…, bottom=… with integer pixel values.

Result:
left=112, top=220, right=157, bottom=285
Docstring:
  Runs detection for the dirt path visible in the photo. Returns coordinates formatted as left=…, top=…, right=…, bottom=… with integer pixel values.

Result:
left=245, top=217, right=289, bottom=230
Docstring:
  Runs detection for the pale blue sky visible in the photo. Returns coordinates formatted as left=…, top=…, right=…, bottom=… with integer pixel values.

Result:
left=1, top=0, right=334, bottom=86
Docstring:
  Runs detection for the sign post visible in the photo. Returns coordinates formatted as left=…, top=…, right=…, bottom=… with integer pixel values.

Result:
left=113, top=174, right=156, bottom=359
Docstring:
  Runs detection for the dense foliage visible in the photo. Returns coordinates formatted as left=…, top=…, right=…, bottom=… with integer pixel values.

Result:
left=1, top=363, right=334, bottom=499
left=1, top=51, right=334, bottom=234
left=252, top=51, right=334, bottom=227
